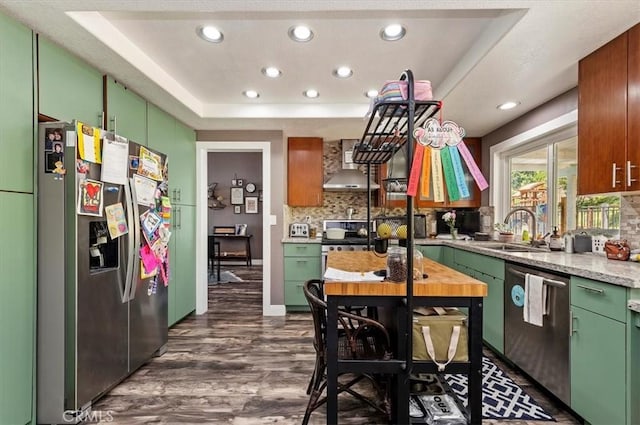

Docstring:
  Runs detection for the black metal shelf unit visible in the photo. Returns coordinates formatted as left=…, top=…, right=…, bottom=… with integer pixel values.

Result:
left=352, top=100, right=440, bottom=165
left=354, top=70, right=482, bottom=425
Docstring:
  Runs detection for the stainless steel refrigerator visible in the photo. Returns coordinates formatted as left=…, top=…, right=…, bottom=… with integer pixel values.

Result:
left=37, top=121, right=169, bottom=424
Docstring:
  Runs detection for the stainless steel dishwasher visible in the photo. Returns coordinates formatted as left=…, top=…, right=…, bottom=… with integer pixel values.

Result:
left=504, top=262, right=570, bottom=405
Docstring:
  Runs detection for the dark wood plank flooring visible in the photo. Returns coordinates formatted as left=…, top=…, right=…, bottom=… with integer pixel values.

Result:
left=93, top=266, right=581, bottom=424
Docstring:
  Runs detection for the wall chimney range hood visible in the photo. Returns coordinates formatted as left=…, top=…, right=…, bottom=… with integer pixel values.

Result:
left=323, top=140, right=380, bottom=191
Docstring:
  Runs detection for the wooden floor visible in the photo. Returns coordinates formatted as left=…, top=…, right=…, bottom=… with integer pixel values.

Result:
left=93, top=266, right=582, bottom=424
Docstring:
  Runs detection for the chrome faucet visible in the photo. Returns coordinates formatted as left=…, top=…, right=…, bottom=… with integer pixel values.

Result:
left=503, top=207, right=538, bottom=246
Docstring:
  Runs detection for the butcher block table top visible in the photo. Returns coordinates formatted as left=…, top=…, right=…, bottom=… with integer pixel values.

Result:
left=325, top=250, right=487, bottom=297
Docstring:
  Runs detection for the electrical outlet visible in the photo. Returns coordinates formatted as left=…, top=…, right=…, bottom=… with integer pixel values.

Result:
left=592, top=235, right=607, bottom=255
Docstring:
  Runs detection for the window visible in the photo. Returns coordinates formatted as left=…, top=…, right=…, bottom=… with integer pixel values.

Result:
left=493, top=120, right=619, bottom=238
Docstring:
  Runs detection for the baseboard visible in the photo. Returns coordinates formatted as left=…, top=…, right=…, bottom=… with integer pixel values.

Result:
left=263, top=304, right=286, bottom=316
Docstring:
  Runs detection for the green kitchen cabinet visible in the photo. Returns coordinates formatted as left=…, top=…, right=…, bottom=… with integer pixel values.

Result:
left=168, top=205, right=196, bottom=326
left=284, top=243, right=321, bottom=310
left=172, top=120, right=196, bottom=206
left=0, top=192, right=35, bottom=425
left=570, top=305, right=626, bottom=425
left=475, top=272, right=504, bottom=353
left=440, top=246, right=454, bottom=268
left=105, top=76, right=147, bottom=144
left=0, top=13, right=34, bottom=193
left=146, top=104, right=195, bottom=206
left=417, top=245, right=442, bottom=262
left=451, top=248, right=505, bottom=353
left=38, top=37, right=103, bottom=126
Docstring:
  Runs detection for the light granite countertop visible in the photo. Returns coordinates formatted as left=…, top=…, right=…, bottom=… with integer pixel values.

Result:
left=432, top=239, right=640, bottom=289
left=628, top=299, right=640, bottom=313
left=282, top=237, right=322, bottom=243
left=282, top=236, right=640, bottom=289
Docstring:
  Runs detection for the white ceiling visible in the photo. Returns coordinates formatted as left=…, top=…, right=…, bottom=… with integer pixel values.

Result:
left=1, top=1, right=639, bottom=139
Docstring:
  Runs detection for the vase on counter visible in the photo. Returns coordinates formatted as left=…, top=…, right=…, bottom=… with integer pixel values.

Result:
left=450, top=227, right=458, bottom=240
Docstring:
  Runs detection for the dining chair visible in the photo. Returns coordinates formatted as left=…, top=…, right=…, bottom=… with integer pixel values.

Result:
left=302, top=279, right=392, bottom=425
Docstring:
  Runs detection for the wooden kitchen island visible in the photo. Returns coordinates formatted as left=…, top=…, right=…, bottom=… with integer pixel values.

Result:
left=325, top=250, right=487, bottom=424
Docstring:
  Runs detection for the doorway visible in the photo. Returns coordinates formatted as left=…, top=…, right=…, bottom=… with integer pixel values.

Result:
left=195, top=141, right=284, bottom=317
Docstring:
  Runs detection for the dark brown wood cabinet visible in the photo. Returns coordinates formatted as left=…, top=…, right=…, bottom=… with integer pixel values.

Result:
left=287, top=137, right=324, bottom=206
left=578, top=23, right=640, bottom=195
left=377, top=137, right=482, bottom=208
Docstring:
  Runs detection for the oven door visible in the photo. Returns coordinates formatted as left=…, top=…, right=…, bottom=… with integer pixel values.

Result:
left=321, top=247, right=329, bottom=272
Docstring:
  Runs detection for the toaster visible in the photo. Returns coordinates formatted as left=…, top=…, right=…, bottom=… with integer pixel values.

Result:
left=289, top=223, right=310, bottom=238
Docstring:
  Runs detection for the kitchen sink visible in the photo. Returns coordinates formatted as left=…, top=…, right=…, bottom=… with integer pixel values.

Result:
left=481, top=243, right=549, bottom=253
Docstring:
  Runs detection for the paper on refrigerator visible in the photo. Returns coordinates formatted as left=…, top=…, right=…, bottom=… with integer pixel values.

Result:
left=104, top=202, right=128, bottom=239
left=137, top=146, right=163, bottom=181
left=133, top=174, right=157, bottom=207
left=76, top=122, right=102, bottom=164
left=101, top=133, right=129, bottom=184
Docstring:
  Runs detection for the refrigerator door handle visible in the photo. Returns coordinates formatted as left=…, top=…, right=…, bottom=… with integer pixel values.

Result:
left=122, top=178, right=136, bottom=303
left=128, top=177, right=141, bottom=301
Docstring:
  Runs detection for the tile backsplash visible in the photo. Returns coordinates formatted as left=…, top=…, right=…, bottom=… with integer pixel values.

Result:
left=620, top=194, right=640, bottom=248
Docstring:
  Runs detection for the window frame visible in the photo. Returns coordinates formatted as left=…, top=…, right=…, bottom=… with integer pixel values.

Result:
left=490, top=110, right=577, bottom=229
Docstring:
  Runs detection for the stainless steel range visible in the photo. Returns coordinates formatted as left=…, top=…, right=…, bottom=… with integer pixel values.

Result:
left=321, top=219, right=375, bottom=271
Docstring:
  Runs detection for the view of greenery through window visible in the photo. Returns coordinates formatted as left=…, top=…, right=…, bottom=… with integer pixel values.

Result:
left=506, top=135, right=620, bottom=238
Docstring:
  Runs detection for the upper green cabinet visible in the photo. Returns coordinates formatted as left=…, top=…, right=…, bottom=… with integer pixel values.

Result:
left=0, top=12, right=34, bottom=193
left=147, top=103, right=195, bottom=206
left=38, top=37, right=103, bottom=126
left=172, top=120, right=196, bottom=205
left=105, top=77, right=147, bottom=144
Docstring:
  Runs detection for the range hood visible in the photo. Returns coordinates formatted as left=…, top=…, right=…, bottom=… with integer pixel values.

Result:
left=323, top=139, right=380, bottom=191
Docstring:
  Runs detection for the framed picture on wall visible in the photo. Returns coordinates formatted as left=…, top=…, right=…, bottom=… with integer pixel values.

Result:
left=235, top=223, right=247, bottom=235
left=245, top=196, right=258, bottom=214
left=234, top=205, right=241, bottom=214
left=230, top=187, right=244, bottom=205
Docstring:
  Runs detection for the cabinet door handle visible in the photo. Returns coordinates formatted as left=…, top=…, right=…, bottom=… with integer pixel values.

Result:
left=570, top=310, right=578, bottom=336
left=576, top=284, right=604, bottom=294
left=627, top=161, right=637, bottom=187
left=99, top=112, right=105, bottom=129
left=612, top=163, right=621, bottom=188
left=109, top=116, right=117, bottom=133
left=296, top=260, right=308, bottom=264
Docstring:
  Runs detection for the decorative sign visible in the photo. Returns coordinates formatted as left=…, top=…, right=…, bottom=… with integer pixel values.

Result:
left=431, top=149, right=445, bottom=202
left=407, top=117, right=488, bottom=200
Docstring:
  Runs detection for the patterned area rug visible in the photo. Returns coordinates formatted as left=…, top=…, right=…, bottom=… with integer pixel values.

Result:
left=443, top=356, right=555, bottom=421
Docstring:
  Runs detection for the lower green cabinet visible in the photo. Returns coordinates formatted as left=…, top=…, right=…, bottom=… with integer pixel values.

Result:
left=168, top=205, right=196, bottom=326
left=476, top=272, right=504, bottom=353
left=449, top=248, right=505, bottom=353
left=0, top=192, right=35, bottom=425
left=441, top=246, right=454, bottom=268
left=284, top=243, right=321, bottom=310
left=417, top=245, right=442, bottom=262
left=570, top=306, right=626, bottom=425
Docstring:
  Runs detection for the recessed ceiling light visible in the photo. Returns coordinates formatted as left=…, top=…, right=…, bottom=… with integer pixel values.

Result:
left=333, top=66, right=353, bottom=78
left=380, top=24, right=406, bottom=41
left=288, top=25, right=314, bottom=42
left=497, top=101, right=519, bottom=110
left=197, top=25, right=224, bottom=43
left=303, top=89, right=319, bottom=98
left=262, top=67, right=282, bottom=78
left=243, top=90, right=259, bottom=99
left=365, top=89, right=379, bottom=98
